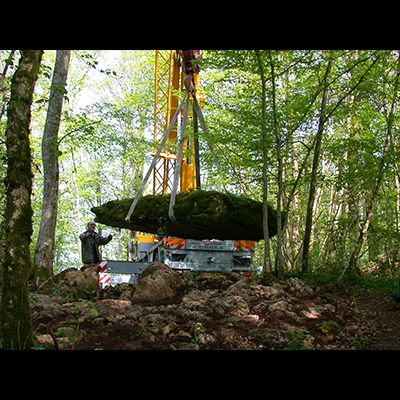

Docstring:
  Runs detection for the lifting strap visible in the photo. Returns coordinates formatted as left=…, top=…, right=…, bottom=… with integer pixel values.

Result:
left=125, top=92, right=189, bottom=222
left=168, top=94, right=191, bottom=224
left=193, top=97, right=227, bottom=192
left=126, top=90, right=227, bottom=228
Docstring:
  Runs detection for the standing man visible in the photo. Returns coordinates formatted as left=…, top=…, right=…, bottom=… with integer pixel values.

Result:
left=80, top=221, right=113, bottom=267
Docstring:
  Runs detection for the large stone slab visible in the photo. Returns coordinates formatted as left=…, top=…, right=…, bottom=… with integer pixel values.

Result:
left=91, top=190, right=282, bottom=241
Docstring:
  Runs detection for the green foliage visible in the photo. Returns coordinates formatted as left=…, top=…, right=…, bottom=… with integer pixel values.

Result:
left=202, top=50, right=400, bottom=280
left=29, top=50, right=155, bottom=266
left=2, top=49, right=400, bottom=286
left=282, top=330, right=314, bottom=351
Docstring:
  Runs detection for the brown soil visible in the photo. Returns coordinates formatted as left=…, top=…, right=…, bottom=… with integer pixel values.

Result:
left=31, top=274, right=400, bottom=351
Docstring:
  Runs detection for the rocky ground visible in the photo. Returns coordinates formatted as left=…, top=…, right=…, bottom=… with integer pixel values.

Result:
left=31, top=263, right=400, bottom=350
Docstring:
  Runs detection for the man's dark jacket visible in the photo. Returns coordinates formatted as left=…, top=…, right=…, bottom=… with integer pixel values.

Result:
left=80, top=231, right=112, bottom=264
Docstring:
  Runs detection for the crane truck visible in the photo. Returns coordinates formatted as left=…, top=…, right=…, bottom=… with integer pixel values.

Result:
left=99, top=50, right=259, bottom=286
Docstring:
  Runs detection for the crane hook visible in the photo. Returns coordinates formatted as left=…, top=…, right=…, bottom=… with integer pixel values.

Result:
left=184, top=74, right=197, bottom=93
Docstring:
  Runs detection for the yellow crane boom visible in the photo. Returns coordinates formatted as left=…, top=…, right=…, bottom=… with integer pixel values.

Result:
left=154, top=50, right=201, bottom=195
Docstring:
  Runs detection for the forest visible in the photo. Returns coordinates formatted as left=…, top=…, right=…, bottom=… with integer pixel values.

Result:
left=1, top=50, right=400, bottom=350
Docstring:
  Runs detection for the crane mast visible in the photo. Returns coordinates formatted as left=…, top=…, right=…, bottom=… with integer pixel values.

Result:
left=154, top=50, right=199, bottom=195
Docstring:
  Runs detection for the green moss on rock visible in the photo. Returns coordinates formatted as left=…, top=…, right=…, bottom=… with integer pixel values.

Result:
left=92, top=190, right=283, bottom=241
left=320, top=321, right=342, bottom=339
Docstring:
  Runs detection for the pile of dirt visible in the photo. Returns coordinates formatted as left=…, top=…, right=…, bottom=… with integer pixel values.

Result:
left=91, top=190, right=282, bottom=241
left=31, top=263, right=400, bottom=350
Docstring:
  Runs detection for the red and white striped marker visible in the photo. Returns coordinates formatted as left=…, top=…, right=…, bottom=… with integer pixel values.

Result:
left=99, top=274, right=111, bottom=284
left=98, top=260, right=108, bottom=273
left=98, top=261, right=111, bottom=286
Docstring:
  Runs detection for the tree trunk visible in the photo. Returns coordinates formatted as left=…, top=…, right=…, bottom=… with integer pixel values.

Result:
left=302, top=52, right=335, bottom=275
left=268, top=50, right=284, bottom=278
left=340, top=51, right=400, bottom=280
left=0, top=50, right=16, bottom=123
left=254, top=50, right=272, bottom=273
left=34, top=50, right=71, bottom=285
left=0, top=50, right=43, bottom=350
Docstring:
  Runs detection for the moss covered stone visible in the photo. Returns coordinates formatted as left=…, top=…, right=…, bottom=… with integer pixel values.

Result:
left=92, top=190, right=283, bottom=241
left=320, top=321, right=342, bottom=339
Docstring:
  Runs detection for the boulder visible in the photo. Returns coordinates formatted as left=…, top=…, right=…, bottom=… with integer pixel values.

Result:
left=65, top=268, right=99, bottom=296
left=132, top=263, right=182, bottom=303
left=38, top=266, right=100, bottom=299
left=92, top=190, right=283, bottom=241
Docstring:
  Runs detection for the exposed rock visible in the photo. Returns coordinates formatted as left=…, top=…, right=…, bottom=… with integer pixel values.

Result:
left=195, top=273, right=242, bottom=291
left=32, top=270, right=375, bottom=351
left=252, top=301, right=270, bottom=315
left=302, top=306, right=323, bottom=320
left=193, top=323, right=216, bottom=344
left=221, top=329, right=239, bottom=344
left=177, top=330, right=192, bottom=339
left=253, top=285, right=282, bottom=300
left=139, top=313, right=165, bottom=328
left=227, top=315, right=260, bottom=327
left=226, top=277, right=284, bottom=302
left=182, top=289, right=215, bottom=310
left=268, top=300, right=290, bottom=313
left=31, top=294, right=70, bottom=325
left=162, top=322, right=178, bottom=336
left=38, top=266, right=99, bottom=299
left=324, top=304, right=337, bottom=313
left=132, top=263, right=182, bottom=303
left=94, top=299, right=134, bottom=324
left=36, top=334, right=54, bottom=346
left=65, top=268, right=99, bottom=296
left=286, top=278, right=314, bottom=298
left=96, top=299, right=134, bottom=315
left=171, top=342, right=200, bottom=351
left=102, top=283, right=136, bottom=301
left=214, top=295, right=250, bottom=317
left=179, top=309, right=211, bottom=323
